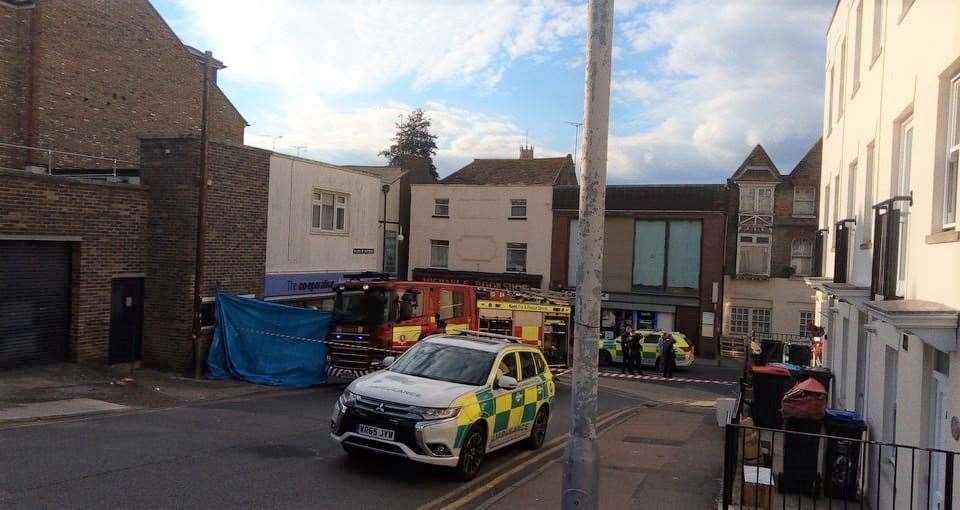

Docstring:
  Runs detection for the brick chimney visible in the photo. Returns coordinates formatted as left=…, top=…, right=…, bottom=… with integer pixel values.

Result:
left=519, top=145, right=534, bottom=159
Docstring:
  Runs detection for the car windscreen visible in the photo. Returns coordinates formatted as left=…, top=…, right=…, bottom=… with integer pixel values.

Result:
left=389, top=342, right=495, bottom=386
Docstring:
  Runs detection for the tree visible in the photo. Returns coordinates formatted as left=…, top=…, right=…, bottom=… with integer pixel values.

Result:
left=380, top=108, right=439, bottom=180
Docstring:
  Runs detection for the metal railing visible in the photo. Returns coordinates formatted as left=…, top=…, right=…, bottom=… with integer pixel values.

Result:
left=722, top=421, right=956, bottom=509
left=0, top=141, right=135, bottom=175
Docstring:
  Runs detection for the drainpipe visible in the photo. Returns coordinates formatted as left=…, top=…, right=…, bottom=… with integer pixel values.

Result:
left=561, top=1, right=613, bottom=509
left=191, top=51, right=213, bottom=378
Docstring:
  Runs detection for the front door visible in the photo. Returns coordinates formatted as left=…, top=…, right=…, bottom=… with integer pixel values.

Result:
left=929, top=371, right=947, bottom=510
left=108, top=278, right=144, bottom=364
left=855, top=312, right=869, bottom=415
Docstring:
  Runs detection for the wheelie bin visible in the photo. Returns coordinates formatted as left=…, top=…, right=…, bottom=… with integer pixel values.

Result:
left=786, top=342, right=812, bottom=366
left=779, top=378, right=827, bottom=495
left=750, top=365, right=794, bottom=429
left=823, top=409, right=867, bottom=501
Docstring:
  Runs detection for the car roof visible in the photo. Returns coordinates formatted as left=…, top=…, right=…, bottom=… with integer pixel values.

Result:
left=424, top=334, right=534, bottom=354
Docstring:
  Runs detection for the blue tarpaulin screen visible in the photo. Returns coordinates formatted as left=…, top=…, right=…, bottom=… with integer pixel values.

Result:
left=207, top=293, right=330, bottom=386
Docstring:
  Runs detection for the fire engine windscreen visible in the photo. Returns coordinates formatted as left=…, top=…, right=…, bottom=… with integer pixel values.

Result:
left=333, top=288, right=390, bottom=326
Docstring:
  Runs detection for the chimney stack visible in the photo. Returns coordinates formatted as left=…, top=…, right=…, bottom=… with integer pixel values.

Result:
left=519, top=145, right=534, bottom=159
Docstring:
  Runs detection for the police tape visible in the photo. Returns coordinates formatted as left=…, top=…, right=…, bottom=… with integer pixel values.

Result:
left=554, top=368, right=735, bottom=386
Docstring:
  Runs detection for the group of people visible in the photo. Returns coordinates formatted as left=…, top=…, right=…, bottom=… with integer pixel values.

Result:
left=618, top=327, right=676, bottom=378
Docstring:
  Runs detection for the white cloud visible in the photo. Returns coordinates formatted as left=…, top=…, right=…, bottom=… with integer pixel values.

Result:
left=609, top=0, right=833, bottom=183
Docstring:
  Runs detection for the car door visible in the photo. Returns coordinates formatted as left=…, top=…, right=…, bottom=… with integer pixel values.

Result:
left=641, top=333, right=661, bottom=366
left=488, top=351, right=525, bottom=448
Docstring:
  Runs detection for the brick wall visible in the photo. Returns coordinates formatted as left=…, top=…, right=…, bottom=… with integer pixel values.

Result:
left=0, top=7, right=31, bottom=169
left=9, top=0, right=245, bottom=170
left=0, top=169, right=149, bottom=364
left=139, top=137, right=268, bottom=372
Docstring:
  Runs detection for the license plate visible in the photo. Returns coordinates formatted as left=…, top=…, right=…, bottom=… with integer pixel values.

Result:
left=357, top=424, right=395, bottom=441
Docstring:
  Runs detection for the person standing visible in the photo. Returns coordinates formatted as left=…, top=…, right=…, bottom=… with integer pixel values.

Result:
left=620, top=326, right=634, bottom=374
left=660, top=333, right=676, bottom=378
left=627, top=331, right=642, bottom=375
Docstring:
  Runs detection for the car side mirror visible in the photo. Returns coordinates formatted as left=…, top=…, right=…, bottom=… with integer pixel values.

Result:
left=381, top=356, right=395, bottom=368
left=496, top=375, right=518, bottom=390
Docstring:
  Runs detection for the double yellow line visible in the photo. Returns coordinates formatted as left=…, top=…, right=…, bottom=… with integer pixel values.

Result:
left=421, top=405, right=640, bottom=510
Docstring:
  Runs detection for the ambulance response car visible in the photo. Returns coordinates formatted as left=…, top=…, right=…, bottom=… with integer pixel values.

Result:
left=598, top=330, right=695, bottom=369
left=330, top=331, right=556, bottom=480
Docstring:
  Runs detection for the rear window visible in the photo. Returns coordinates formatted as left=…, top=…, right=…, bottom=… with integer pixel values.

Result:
left=519, top=351, right=539, bottom=380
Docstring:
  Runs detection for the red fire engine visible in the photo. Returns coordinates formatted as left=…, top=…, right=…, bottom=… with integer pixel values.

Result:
left=328, top=278, right=571, bottom=371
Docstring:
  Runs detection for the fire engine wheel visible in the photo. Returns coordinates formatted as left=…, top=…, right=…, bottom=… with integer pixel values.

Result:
left=599, top=350, right=612, bottom=367
left=455, top=424, right=487, bottom=481
left=524, top=406, right=549, bottom=450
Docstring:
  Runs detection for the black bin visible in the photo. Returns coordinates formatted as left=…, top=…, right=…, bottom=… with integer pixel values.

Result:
left=760, top=340, right=784, bottom=364
left=781, top=417, right=822, bottom=495
left=823, top=410, right=867, bottom=500
left=786, top=343, right=812, bottom=366
left=750, top=365, right=794, bottom=429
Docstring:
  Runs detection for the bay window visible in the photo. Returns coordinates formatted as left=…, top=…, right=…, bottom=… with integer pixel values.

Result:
left=736, top=234, right=771, bottom=277
left=739, top=185, right=774, bottom=213
left=791, top=238, right=814, bottom=276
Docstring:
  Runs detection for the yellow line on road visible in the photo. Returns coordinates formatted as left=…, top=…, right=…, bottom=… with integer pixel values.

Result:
left=421, top=405, right=640, bottom=510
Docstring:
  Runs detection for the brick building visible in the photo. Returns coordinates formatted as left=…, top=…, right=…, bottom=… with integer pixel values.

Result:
left=551, top=185, right=729, bottom=358
left=721, top=141, right=822, bottom=341
left=0, top=0, right=246, bottom=170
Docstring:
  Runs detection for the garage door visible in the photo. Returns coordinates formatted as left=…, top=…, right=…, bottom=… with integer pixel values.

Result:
left=0, top=241, right=71, bottom=368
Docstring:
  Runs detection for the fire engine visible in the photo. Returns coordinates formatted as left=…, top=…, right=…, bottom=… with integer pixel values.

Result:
left=328, top=277, right=571, bottom=371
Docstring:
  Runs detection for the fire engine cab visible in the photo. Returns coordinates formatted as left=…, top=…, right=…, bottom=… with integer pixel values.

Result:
left=328, top=278, right=570, bottom=372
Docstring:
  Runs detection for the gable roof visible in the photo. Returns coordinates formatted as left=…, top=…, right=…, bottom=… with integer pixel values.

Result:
left=340, top=165, right=405, bottom=184
left=788, top=138, right=823, bottom=177
left=440, top=155, right=576, bottom=186
left=730, top=145, right=781, bottom=183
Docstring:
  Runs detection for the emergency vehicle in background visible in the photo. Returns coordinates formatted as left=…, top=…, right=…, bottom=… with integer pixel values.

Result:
left=328, top=277, right=571, bottom=372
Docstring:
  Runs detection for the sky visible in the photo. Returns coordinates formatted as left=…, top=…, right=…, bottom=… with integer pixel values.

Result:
left=153, top=0, right=835, bottom=184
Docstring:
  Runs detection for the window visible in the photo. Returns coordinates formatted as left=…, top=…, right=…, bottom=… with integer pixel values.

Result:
left=863, top=143, right=876, bottom=243
left=825, top=181, right=832, bottom=240
left=438, top=289, right=465, bottom=320
left=434, top=198, right=449, bottom=217
left=942, top=74, right=960, bottom=228
left=838, top=39, right=846, bottom=118
left=832, top=174, right=841, bottom=251
left=739, top=185, right=774, bottom=213
left=791, top=238, right=814, bottom=276
left=852, top=1, right=863, bottom=93
left=430, top=240, right=449, bottom=268
left=506, top=242, right=527, bottom=273
left=632, top=220, right=702, bottom=289
left=736, top=234, right=771, bottom=276
left=311, top=190, right=349, bottom=233
left=799, top=311, right=814, bottom=337
left=729, top=307, right=771, bottom=339
left=828, top=67, right=835, bottom=135
left=497, top=352, right=519, bottom=380
left=396, top=287, right=425, bottom=321
left=519, top=351, right=538, bottom=380
left=567, top=218, right=580, bottom=287
left=793, top=187, right=816, bottom=217
left=510, top=199, right=527, bottom=219
left=847, top=160, right=858, bottom=219
left=871, top=0, right=883, bottom=61
left=894, top=117, right=913, bottom=296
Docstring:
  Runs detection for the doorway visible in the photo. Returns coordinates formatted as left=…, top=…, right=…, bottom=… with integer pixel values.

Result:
left=108, top=277, right=144, bottom=364
left=929, top=351, right=949, bottom=510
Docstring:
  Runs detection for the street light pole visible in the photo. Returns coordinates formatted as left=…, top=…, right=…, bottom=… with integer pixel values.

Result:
left=561, top=1, right=613, bottom=509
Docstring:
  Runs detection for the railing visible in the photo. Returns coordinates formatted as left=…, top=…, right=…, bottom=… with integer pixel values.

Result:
left=722, top=421, right=956, bottom=510
left=0, top=141, right=135, bottom=175
left=740, top=212, right=775, bottom=231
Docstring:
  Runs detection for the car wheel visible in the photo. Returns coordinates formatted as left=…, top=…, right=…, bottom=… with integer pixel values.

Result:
left=525, top=406, right=549, bottom=450
left=455, top=424, right=486, bottom=481
left=599, top=350, right=612, bottom=367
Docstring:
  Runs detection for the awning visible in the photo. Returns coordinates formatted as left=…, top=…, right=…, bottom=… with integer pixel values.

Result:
left=866, top=299, right=960, bottom=352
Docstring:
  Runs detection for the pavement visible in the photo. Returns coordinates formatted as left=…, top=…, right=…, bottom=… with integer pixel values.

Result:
left=0, top=363, right=291, bottom=425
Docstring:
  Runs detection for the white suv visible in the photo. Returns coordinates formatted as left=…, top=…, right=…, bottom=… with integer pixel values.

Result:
left=330, top=332, right=556, bottom=480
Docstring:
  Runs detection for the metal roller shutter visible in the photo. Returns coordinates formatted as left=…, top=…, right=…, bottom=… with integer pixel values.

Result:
left=0, top=241, right=71, bottom=368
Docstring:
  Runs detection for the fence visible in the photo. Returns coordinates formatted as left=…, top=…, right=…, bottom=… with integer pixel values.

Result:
left=0, top=141, right=135, bottom=175
left=722, top=421, right=956, bottom=510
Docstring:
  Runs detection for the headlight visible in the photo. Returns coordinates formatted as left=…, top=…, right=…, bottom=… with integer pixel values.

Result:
left=338, top=389, right=358, bottom=408
left=413, top=406, right=461, bottom=421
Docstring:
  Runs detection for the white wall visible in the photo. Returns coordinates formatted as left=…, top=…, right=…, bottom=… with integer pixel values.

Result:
left=722, top=276, right=815, bottom=335
left=266, top=154, right=381, bottom=275
left=409, top=184, right=554, bottom=288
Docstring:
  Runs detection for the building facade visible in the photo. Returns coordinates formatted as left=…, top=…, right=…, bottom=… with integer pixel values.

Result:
left=264, top=154, right=386, bottom=307
left=0, top=0, right=246, bottom=171
left=409, top=150, right=577, bottom=289
left=722, top=142, right=822, bottom=340
left=550, top=185, right=728, bottom=358
left=813, top=1, right=960, bottom=507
